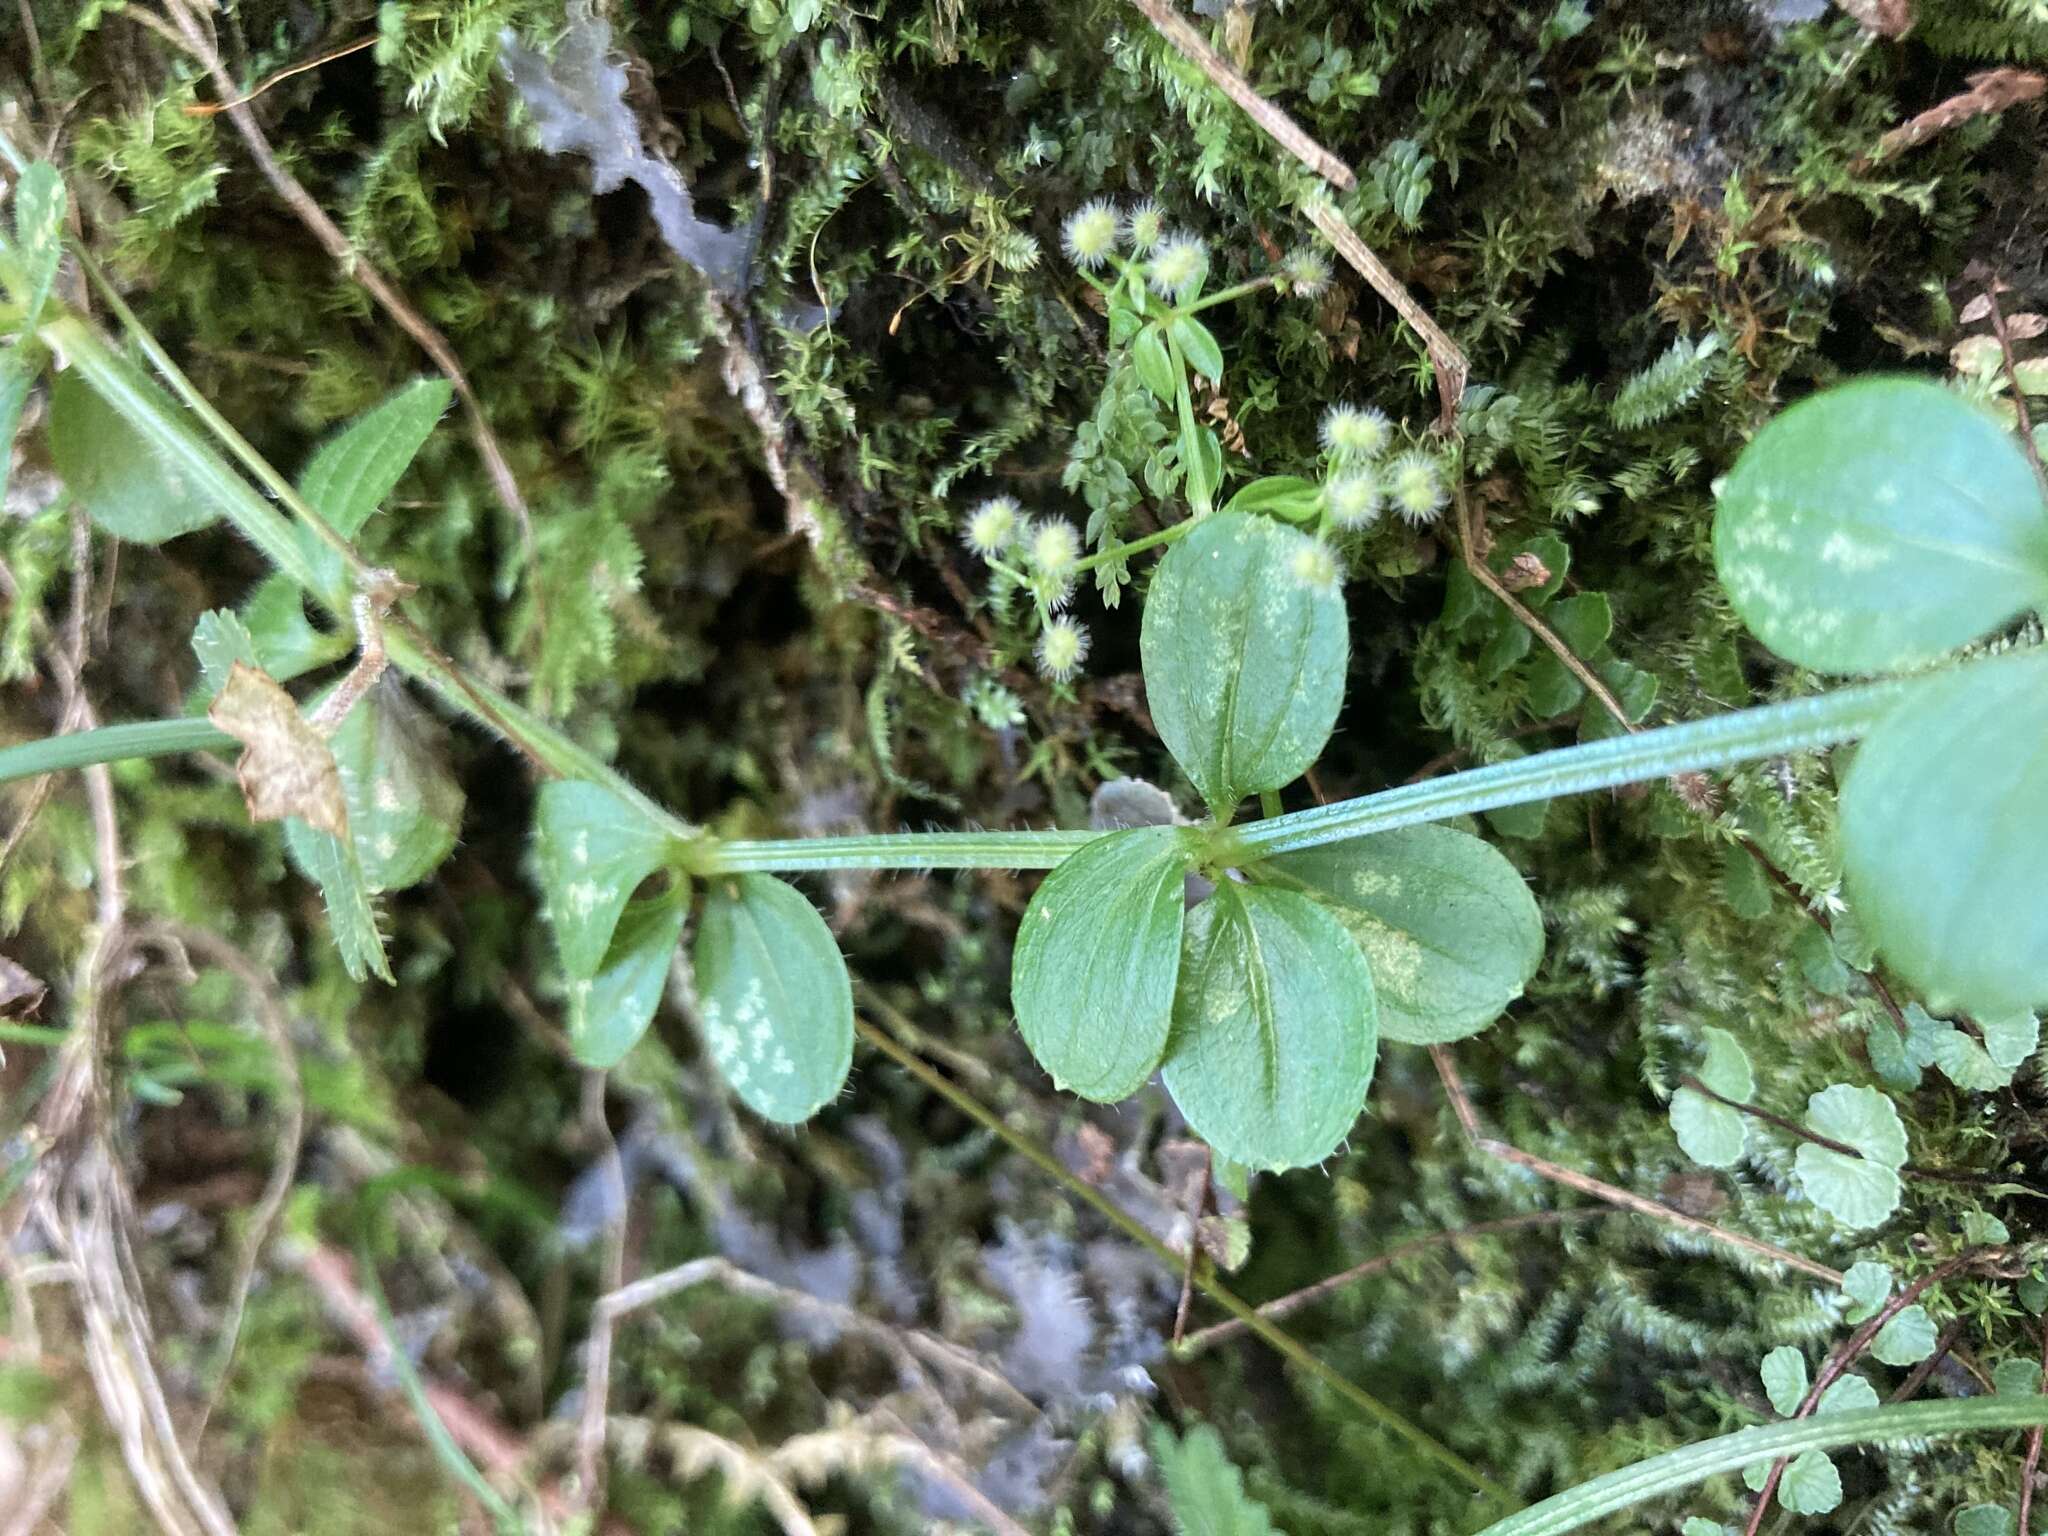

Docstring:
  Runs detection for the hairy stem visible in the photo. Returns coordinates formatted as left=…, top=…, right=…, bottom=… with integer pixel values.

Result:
left=701, top=671, right=1923, bottom=872
left=1469, top=1397, right=2048, bottom=1536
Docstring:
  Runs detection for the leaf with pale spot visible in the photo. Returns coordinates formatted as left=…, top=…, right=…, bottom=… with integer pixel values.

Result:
left=1161, top=883, right=1377, bottom=1172
left=1141, top=511, right=1349, bottom=818
left=1794, top=1083, right=1905, bottom=1228
left=1714, top=378, right=2048, bottom=674
left=1842, top=650, right=2048, bottom=1018
left=693, top=874, right=852, bottom=1124
left=1013, top=826, right=1195, bottom=1101
left=1271, top=825, right=1542, bottom=1045
left=13, top=162, right=65, bottom=332
left=1956, top=1505, right=2017, bottom=1536
left=570, top=888, right=688, bottom=1069
left=533, top=780, right=677, bottom=979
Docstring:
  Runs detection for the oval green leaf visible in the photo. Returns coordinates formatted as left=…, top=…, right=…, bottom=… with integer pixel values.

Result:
left=1140, top=511, right=1349, bottom=817
left=533, top=780, right=677, bottom=979
left=1170, top=314, right=1224, bottom=384
left=1161, top=883, right=1377, bottom=1171
left=49, top=369, right=222, bottom=544
left=1840, top=650, right=2048, bottom=1017
left=1221, top=474, right=1321, bottom=522
left=1132, top=323, right=1178, bottom=402
left=1013, top=825, right=1194, bottom=1101
left=299, top=377, right=454, bottom=597
left=1714, top=379, right=2048, bottom=674
left=693, top=874, right=853, bottom=1124
left=570, top=887, right=689, bottom=1069
left=1269, top=825, right=1542, bottom=1045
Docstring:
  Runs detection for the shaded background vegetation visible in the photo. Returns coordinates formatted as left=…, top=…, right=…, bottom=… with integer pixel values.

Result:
left=4, top=0, right=2048, bottom=1531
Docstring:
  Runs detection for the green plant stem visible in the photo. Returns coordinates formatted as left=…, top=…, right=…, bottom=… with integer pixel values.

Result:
left=1183, top=275, right=1278, bottom=312
left=0, top=717, right=232, bottom=783
left=1072, top=516, right=1195, bottom=574
left=1467, top=1398, right=2048, bottom=1536
left=853, top=1016, right=1518, bottom=1509
left=700, top=671, right=1924, bottom=872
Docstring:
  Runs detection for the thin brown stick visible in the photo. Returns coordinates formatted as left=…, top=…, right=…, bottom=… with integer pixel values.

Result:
left=2019, top=1322, right=2048, bottom=1536
left=149, top=922, right=307, bottom=1444
left=598, top=1255, right=1037, bottom=1419
left=154, top=1, right=544, bottom=644
left=1976, top=269, right=2048, bottom=506
left=573, top=1072, right=628, bottom=1517
left=1676, top=1074, right=2024, bottom=1192
left=1121, top=0, right=1468, bottom=430
left=1179, top=1209, right=1602, bottom=1357
left=1886, top=1320, right=1963, bottom=1404
left=1431, top=1046, right=1843, bottom=1285
left=1305, top=200, right=1468, bottom=431
left=184, top=34, right=378, bottom=115
left=1453, top=491, right=1633, bottom=723
left=1124, top=0, right=1356, bottom=190
left=1743, top=1249, right=1994, bottom=1536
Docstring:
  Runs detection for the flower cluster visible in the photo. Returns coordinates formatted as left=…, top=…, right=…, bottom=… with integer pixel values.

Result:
left=958, top=497, right=1095, bottom=681
left=1316, top=403, right=1447, bottom=530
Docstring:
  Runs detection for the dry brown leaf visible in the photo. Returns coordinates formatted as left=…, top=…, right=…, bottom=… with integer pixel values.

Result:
left=207, top=661, right=351, bottom=841
left=1500, top=552, right=1553, bottom=593
left=1836, top=0, right=1913, bottom=38
left=0, top=951, right=46, bottom=1017
left=1876, top=68, right=2046, bottom=160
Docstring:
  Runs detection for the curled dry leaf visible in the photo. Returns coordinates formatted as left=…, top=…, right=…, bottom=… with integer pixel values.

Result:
left=1876, top=68, right=2046, bottom=161
left=0, top=951, right=46, bottom=1017
left=207, top=660, right=351, bottom=841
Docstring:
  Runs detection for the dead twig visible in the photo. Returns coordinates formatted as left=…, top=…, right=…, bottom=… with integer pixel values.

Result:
left=1179, top=1209, right=1604, bottom=1357
left=1431, top=1046, right=1843, bottom=1285
left=2019, top=1321, right=2048, bottom=1536
left=1972, top=265, right=2048, bottom=507
left=597, top=1255, right=1037, bottom=1420
left=573, top=1072, right=629, bottom=1517
left=1123, top=0, right=1355, bottom=190
left=1305, top=200, right=1468, bottom=430
left=153, top=0, right=545, bottom=646
left=139, top=922, right=307, bottom=1444
left=1743, top=1249, right=1994, bottom=1535
left=1873, top=67, right=2044, bottom=162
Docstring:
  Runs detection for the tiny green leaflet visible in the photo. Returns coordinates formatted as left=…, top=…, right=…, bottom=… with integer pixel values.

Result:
left=1160, top=882, right=1377, bottom=1172
left=1140, top=511, right=1348, bottom=818
left=693, top=874, right=854, bottom=1124
left=1012, top=825, right=1197, bottom=1101
left=1714, top=378, right=2048, bottom=675
left=1266, top=823, right=1542, bottom=1045
left=298, top=377, right=454, bottom=600
left=1669, top=1026, right=1753, bottom=1168
left=1793, top=1083, right=1906, bottom=1228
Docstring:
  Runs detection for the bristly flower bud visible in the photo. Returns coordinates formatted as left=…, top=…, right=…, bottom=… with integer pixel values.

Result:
left=1062, top=200, right=1119, bottom=269
left=964, top=495, right=1021, bottom=557
left=1319, top=404, right=1392, bottom=461
left=1026, top=517, right=1081, bottom=579
left=1124, top=200, right=1166, bottom=255
left=1323, top=469, right=1385, bottom=530
left=1036, top=617, right=1091, bottom=682
left=1145, top=234, right=1208, bottom=304
left=1387, top=449, right=1449, bottom=525
left=1279, top=247, right=1333, bottom=299
left=1289, top=539, right=1340, bottom=592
